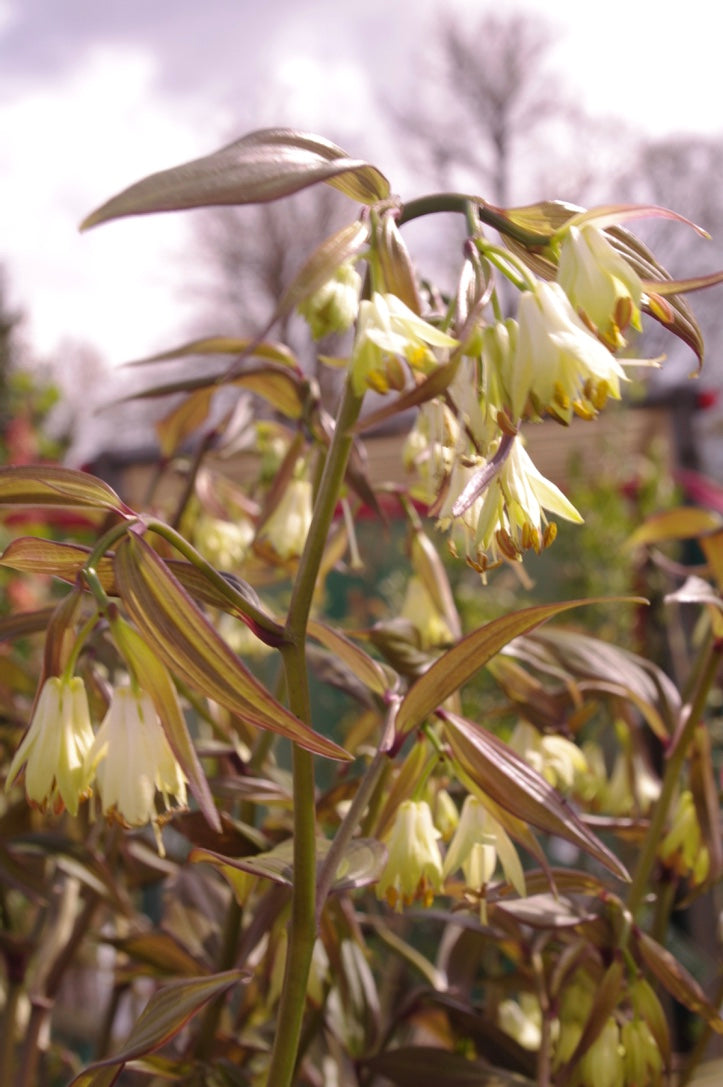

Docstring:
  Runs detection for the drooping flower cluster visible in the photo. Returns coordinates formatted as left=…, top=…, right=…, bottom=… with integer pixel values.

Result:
left=6, top=673, right=187, bottom=848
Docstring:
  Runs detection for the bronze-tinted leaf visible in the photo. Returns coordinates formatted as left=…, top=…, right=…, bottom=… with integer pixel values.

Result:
left=636, top=931, right=723, bottom=1034
left=444, top=711, right=629, bottom=881
left=627, top=507, right=722, bottom=550
left=395, top=599, right=639, bottom=735
left=81, top=128, right=390, bottom=230
left=104, top=930, right=208, bottom=977
left=506, top=628, right=680, bottom=741
left=0, top=466, right=130, bottom=514
left=364, top=1046, right=535, bottom=1087
left=125, top=335, right=298, bottom=369
left=193, top=836, right=384, bottom=893
left=66, top=971, right=244, bottom=1085
left=155, top=388, right=214, bottom=457
left=0, top=538, right=116, bottom=590
left=308, top=619, right=392, bottom=697
left=114, top=535, right=349, bottom=760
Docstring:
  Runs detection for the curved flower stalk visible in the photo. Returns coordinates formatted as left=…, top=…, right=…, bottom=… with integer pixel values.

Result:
left=5, top=675, right=95, bottom=817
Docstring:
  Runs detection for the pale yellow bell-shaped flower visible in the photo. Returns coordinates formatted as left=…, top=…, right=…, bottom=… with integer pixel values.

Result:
left=512, top=280, right=627, bottom=423
left=298, top=260, right=362, bottom=340
left=376, top=799, right=443, bottom=911
left=6, top=675, right=95, bottom=817
left=576, top=1018, right=625, bottom=1087
left=473, top=438, right=583, bottom=564
left=351, top=291, right=458, bottom=394
left=620, top=1017, right=664, bottom=1087
left=558, top=224, right=643, bottom=349
left=85, top=685, right=187, bottom=831
left=256, top=478, right=313, bottom=562
left=442, top=794, right=525, bottom=897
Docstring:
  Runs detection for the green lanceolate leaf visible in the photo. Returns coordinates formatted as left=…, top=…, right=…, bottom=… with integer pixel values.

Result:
left=193, top=836, right=385, bottom=892
left=67, top=971, right=244, bottom=1085
left=0, top=465, right=131, bottom=514
left=81, top=128, right=390, bottom=230
left=114, top=534, right=349, bottom=760
left=395, top=598, right=643, bottom=735
left=443, top=711, right=629, bottom=882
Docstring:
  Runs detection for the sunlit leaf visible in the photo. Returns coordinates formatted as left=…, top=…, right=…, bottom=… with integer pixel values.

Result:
left=155, top=388, right=214, bottom=457
left=114, top=534, right=349, bottom=760
left=627, top=507, right=722, bottom=549
left=636, top=931, right=723, bottom=1034
left=125, top=335, right=298, bottom=369
left=66, top=971, right=244, bottom=1085
left=0, top=537, right=116, bottom=589
left=395, top=598, right=642, bottom=735
left=444, top=711, right=629, bottom=882
left=81, top=128, right=390, bottom=230
left=0, top=466, right=130, bottom=514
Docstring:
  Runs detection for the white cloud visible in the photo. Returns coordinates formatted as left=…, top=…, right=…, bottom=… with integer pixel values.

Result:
left=0, top=42, right=230, bottom=363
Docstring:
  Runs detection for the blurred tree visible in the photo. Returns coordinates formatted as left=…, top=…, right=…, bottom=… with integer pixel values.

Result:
left=0, top=268, right=62, bottom=465
left=391, top=11, right=629, bottom=206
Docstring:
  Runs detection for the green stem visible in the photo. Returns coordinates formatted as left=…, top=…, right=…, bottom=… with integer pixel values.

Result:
left=627, top=633, right=721, bottom=918
left=264, top=375, right=365, bottom=1087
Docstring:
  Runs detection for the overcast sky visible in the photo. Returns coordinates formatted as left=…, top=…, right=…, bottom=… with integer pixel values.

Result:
left=1, top=0, right=722, bottom=373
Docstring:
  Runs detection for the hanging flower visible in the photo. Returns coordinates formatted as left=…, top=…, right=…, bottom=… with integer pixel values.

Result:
left=6, top=675, right=95, bottom=816
left=557, top=224, right=643, bottom=349
left=255, top=478, right=313, bottom=563
left=194, top=514, right=254, bottom=570
left=298, top=260, right=362, bottom=340
left=400, top=575, right=455, bottom=649
left=511, top=281, right=627, bottom=423
left=658, top=789, right=710, bottom=885
left=351, top=291, right=458, bottom=394
left=507, top=721, right=588, bottom=792
left=442, top=794, right=525, bottom=899
left=85, top=685, right=187, bottom=835
left=376, top=799, right=443, bottom=911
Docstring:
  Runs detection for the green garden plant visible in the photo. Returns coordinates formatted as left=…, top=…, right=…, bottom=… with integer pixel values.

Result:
left=1, top=129, right=722, bottom=1087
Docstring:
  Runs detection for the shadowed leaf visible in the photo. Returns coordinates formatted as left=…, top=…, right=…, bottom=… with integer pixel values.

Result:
left=66, top=971, right=243, bottom=1085
left=364, top=1046, right=535, bottom=1086
left=81, top=128, right=390, bottom=230
left=636, top=931, right=723, bottom=1034
left=193, top=836, right=385, bottom=892
left=627, top=507, right=723, bottom=549
left=308, top=619, right=392, bottom=697
left=104, top=930, right=208, bottom=977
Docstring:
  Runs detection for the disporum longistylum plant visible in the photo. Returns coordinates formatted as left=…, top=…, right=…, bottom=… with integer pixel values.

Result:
left=1, top=129, right=722, bottom=1087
